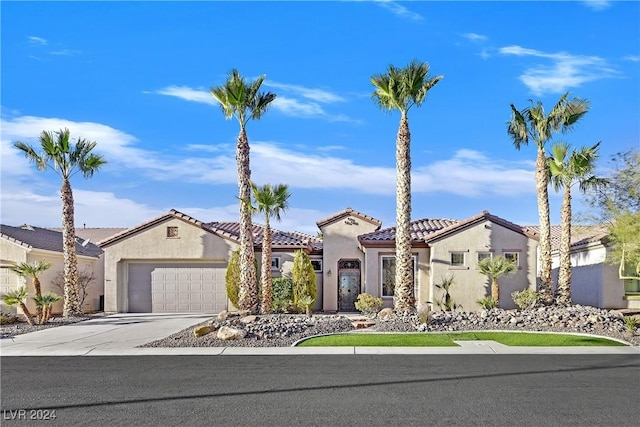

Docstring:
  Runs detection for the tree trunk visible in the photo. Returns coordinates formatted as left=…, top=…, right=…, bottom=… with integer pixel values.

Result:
left=491, top=278, right=500, bottom=305
left=260, top=221, right=273, bottom=314
left=236, top=126, right=258, bottom=314
left=33, top=277, right=43, bottom=323
left=535, top=148, right=553, bottom=305
left=18, top=302, right=34, bottom=326
left=61, top=178, right=82, bottom=316
left=557, top=187, right=573, bottom=305
left=394, top=113, right=415, bottom=312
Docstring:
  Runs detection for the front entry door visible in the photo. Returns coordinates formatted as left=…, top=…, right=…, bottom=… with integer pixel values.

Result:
left=338, top=260, right=361, bottom=312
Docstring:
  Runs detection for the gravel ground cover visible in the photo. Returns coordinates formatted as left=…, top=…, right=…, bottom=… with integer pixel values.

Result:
left=141, top=305, right=640, bottom=348
left=0, top=313, right=106, bottom=339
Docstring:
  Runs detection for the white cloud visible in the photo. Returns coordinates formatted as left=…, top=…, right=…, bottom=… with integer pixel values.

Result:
left=622, top=55, right=640, bottom=62
left=461, top=33, right=487, bottom=42
left=153, top=85, right=359, bottom=123
left=49, top=49, right=82, bottom=56
left=374, top=0, right=423, bottom=21
left=28, top=36, right=47, bottom=45
left=581, top=1, right=611, bottom=11
left=263, top=81, right=345, bottom=103
left=499, top=45, right=619, bottom=95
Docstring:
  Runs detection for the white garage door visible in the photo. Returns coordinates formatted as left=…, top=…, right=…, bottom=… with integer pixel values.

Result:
left=0, top=265, right=21, bottom=314
left=128, top=263, right=227, bottom=313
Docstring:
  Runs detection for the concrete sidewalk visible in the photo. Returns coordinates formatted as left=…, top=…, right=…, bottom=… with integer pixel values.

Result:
left=1, top=313, right=639, bottom=356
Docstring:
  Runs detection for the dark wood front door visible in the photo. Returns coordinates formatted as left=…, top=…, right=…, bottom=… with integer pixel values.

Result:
left=338, top=260, right=361, bottom=312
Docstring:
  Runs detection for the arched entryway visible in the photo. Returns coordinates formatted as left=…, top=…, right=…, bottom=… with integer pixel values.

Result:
left=337, top=259, right=361, bottom=312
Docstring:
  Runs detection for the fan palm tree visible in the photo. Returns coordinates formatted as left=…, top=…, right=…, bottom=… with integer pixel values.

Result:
left=14, top=129, right=106, bottom=317
left=211, top=70, right=276, bottom=314
left=11, top=260, right=52, bottom=321
left=371, top=60, right=442, bottom=312
left=34, top=293, right=62, bottom=324
left=477, top=256, right=518, bottom=306
left=1, top=287, right=34, bottom=325
left=507, top=93, right=590, bottom=305
left=549, top=141, right=606, bottom=305
left=251, top=182, right=291, bottom=314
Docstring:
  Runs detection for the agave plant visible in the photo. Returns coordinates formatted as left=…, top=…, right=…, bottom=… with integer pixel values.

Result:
left=1, top=286, right=34, bottom=325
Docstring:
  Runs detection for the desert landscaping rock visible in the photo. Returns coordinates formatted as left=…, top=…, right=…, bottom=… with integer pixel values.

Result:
left=140, top=305, right=639, bottom=348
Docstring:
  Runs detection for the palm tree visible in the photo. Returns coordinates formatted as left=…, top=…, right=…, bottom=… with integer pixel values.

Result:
left=34, top=293, right=62, bottom=324
left=1, top=287, right=34, bottom=325
left=371, top=60, right=442, bottom=312
left=211, top=70, right=276, bottom=314
left=549, top=141, right=606, bottom=305
left=14, top=129, right=106, bottom=317
left=477, top=256, right=518, bottom=306
left=251, top=182, right=291, bottom=314
left=11, top=260, right=52, bottom=321
left=507, top=93, right=590, bottom=305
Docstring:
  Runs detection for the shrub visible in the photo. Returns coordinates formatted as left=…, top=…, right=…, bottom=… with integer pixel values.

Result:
left=298, top=294, right=315, bottom=317
left=272, top=277, right=293, bottom=313
left=417, top=303, right=431, bottom=324
left=354, top=293, right=383, bottom=316
left=623, top=316, right=638, bottom=336
left=0, top=312, right=19, bottom=325
left=511, top=289, right=539, bottom=310
left=225, top=249, right=241, bottom=308
left=292, top=250, right=317, bottom=311
left=435, top=275, right=460, bottom=311
left=477, top=297, right=498, bottom=310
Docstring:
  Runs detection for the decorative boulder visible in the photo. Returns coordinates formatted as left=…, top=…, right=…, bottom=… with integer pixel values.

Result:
left=378, top=308, right=394, bottom=320
left=193, top=325, right=215, bottom=338
left=217, top=326, right=247, bottom=340
left=217, top=310, right=230, bottom=321
left=240, top=315, right=258, bottom=324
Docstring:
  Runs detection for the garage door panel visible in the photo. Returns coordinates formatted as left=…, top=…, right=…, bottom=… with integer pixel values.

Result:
left=128, top=263, right=227, bottom=313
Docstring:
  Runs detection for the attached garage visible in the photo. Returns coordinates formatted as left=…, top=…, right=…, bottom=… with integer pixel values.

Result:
left=127, top=262, right=227, bottom=313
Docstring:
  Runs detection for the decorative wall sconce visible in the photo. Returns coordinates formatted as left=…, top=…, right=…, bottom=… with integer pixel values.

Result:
left=327, top=269, right=332, bottom=276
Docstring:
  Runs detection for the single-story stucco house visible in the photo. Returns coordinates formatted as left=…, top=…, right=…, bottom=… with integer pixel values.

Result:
left=0, top=224, right=112, bottom=315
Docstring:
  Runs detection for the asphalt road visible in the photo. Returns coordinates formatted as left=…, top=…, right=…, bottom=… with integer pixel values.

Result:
left=1, top=355, right=638, bottom=426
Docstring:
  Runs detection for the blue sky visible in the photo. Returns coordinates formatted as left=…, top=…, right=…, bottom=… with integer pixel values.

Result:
left=1, top=1, right=638, bottom=235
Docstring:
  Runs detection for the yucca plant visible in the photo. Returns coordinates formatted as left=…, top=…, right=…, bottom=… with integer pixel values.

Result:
left=1, top=286, right=35, bottom=325
left=623, top=316, right=638, bottom=338
left=297, top=294, right=315, bottom=318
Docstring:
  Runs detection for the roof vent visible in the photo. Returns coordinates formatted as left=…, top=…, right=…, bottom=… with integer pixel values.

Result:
left=20, top=224, right=34, bottom=231
left=81, top=238, right=91, bottom=247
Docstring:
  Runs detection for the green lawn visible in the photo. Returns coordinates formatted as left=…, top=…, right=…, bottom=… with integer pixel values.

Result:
left=296, top=332, right=627, bottom=347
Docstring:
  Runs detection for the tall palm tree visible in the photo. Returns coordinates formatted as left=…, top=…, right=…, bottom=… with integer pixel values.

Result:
left=477, top=256, right=517, bottom=306
left=549, top=141, right=606, bottom=305
left=251, top=182, right=291, bottom=314
left=14, top=129, right=107, bottom=317
left=211, top=70, right=276, bottom=314
left=11, top=260, right=52, bottom=321
left=1, top=287, right=34, bottom=325
left=371, top=60, right=442, bottom=312
left=507, top=93, right=589, bottom=305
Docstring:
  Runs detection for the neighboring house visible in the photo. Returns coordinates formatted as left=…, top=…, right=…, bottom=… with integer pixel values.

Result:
left=0, top=224, right=107, bottom=315
left=528, top=225, right=640, bottom=310
left=98, top=210, right=322, bottom=313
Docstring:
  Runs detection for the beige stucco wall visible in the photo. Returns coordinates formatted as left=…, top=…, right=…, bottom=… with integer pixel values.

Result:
left=1, top=239, right=103, bottom=315
left=319, top=214, right=379, bottom=311
left=102, top=218, right=236, bottom=312
left=552, top=244, right=635, bottom=309
left=360, top=246, right=431, bottom=308
left=429, top=220, right=537, bottom=311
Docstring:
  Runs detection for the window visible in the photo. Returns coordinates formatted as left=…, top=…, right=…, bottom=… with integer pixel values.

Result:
left=310, top=260, right=322, bottom=272
left=477, top=251, right=492, bottom=262
left=503, top=251, right=520, bottom=266
left=380, top=255, right=417, bottom=297
left=450, top=252, right=466, bottom=267
left=271, top=257, right=280, bottom=271
left=166, top=226, right=179, bottom=238
left=624, top=279, right=640, bottom=294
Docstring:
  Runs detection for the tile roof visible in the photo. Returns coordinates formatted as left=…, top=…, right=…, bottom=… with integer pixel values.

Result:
left=206, top=222, right=322, bottom=249
left=316, top=207, right=382, bottom=229
left=97, top=209, right=322, bottom=250
left=1, top=224, right=103, bottom=258
left=359, top=217, right=458, bottom=243
left=524, top=224, right=609, bottom=251
left=359, top=211, right=536, bottom=245
left=49, top=227, right=127, bottom=243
